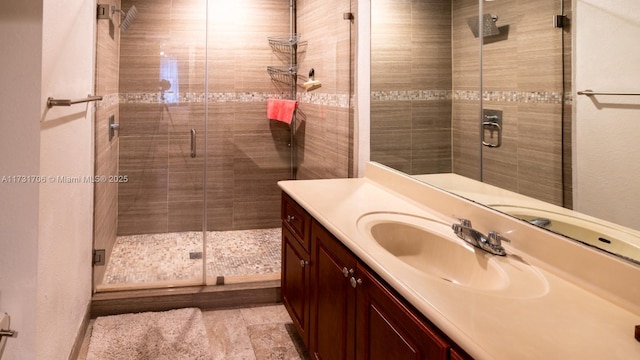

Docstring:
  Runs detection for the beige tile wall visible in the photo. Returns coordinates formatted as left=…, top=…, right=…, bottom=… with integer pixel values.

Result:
left=370, top=0, right=453, bottom=174
left=451, top=0, right=481, bottom=180
left=295, top=0, right=355, bottom=180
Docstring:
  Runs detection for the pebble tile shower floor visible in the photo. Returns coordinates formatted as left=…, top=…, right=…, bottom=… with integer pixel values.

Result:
left=102, top=228, right=281, bottom=285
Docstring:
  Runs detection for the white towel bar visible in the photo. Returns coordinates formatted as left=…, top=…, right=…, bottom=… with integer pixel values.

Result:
left=577, top=89, right=640, bottom=96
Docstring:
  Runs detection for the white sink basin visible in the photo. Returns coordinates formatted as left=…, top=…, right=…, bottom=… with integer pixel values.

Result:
left=357, top=212, right=549, bottom=299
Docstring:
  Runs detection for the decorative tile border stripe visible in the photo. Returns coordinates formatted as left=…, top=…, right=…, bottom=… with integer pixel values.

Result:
left=118, top=92, right=290, bottom=104
left=481, top=91, right=564, bottom=104
left=95, top=93, right=119, bottom=110
left=455, top=90, right=570, bottom=104
left=106, top=91, right=352, bottom=108
left=371, top=90, right=452, bottom=101
left=564, top=92, right=573, bottom=105
left=102, top=90, right=570, bottom=108
left=297, top=92, right=351, bottom=108
left=453, top=90, right=478, bottom=102
left=372, top=90, right=573, bottom=105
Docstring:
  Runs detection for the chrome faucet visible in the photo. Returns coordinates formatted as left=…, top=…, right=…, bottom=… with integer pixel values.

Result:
left=451, top=218, right=511, bottom=256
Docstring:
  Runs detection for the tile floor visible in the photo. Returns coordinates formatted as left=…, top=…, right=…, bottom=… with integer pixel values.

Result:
left=101, top=228, right=282, bottom=286
left=78, top=304, right=310, bottom=360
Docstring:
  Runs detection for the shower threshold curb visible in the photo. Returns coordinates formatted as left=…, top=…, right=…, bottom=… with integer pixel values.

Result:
left=90, top=279, right=281, bottom=318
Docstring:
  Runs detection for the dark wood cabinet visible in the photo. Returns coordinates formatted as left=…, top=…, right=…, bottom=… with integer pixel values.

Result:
left=282, top=225, right=311, bottom=347
left=310, top=220, right=357, bottom=360
left=281, top=192, right=473, bottom=360
left=281, top=193, right=312, bottom=347
left=355, top=263, right=450, bottom=360
left=450, top=349, right=472, bottom=360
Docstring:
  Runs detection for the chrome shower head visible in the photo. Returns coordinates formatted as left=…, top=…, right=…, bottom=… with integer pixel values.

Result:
left=112, top=5, right=138, bottom=32
left=467, top=14, right=500, bottom=38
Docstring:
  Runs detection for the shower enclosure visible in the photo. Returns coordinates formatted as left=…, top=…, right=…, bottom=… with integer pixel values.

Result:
left=93, top=0, right=295, bottom=291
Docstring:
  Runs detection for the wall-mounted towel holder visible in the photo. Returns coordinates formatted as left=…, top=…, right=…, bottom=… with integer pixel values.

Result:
left=0, top=312, right=16, bottom=341
left=47, top=95, right=103, bottom=108
left=577, top=89, right=640, bottom=96
left=0, top=329, right=15, bottom=338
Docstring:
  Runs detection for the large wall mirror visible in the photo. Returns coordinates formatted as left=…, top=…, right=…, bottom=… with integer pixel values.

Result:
left=370, top=0, right=640, bottom=265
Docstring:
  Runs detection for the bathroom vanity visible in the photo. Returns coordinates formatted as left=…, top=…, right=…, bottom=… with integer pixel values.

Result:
left=279, top=162, right=640, bottom=359
left=282, top=192, right=469, bottom=359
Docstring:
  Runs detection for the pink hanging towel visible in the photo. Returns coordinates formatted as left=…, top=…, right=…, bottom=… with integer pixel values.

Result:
left=267, top=99, right=298, bottom=125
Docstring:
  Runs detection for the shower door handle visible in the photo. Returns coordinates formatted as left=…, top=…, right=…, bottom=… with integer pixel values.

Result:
left=190, top=129, right=196, bottom=158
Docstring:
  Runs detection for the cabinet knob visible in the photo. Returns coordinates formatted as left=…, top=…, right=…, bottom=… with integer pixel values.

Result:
left=300, top=260, right=309, bottom=267
left=286, top=215, right=296, bottom=223
left=342, top=267, right=355, bottom=277
left=350, top=277, right=362, bottom=288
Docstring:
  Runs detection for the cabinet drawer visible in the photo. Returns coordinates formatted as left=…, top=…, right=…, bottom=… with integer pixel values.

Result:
left=281, top=226, right=311, bottom=347
left=281, top=192, right=311, bottom=251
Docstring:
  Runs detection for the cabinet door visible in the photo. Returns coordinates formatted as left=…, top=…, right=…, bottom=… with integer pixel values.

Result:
left=311, top=221, right=357, bottom=360
left=281, top=226, right=311, bottom=347
left=355, top=264, right=450, bottom=360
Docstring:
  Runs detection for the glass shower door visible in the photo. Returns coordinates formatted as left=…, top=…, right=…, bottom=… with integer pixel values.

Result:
left=94, top=0, right=208, bottom=291
left=479, top=0, right=567, bottom=207
left=203, top=0, right=293, bottom=285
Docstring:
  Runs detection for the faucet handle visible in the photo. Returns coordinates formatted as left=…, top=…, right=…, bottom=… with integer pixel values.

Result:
left=487, top=231, right=511, bottom=246
left=456, top=217, right=472, bottom=228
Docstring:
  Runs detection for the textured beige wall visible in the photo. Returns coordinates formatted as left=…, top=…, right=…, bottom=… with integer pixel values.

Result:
left=1, top=1, right=97, bottom=357
left=38, top=0, right=95, bottom=358
left=0, top=2, right=42, bottom=359
left=574, top=0, right=640, bottom=229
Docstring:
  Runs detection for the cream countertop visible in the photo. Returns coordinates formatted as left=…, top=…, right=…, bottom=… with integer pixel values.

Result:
left=278, top=163, right=640, bottom=359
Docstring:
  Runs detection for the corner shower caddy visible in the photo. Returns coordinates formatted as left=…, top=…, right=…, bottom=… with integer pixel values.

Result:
left=267, top=32, right=301, bottom=179
left=267, top=33, right=301, bottom=96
